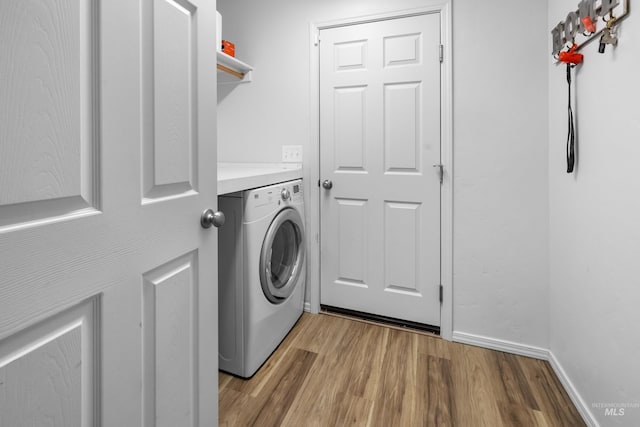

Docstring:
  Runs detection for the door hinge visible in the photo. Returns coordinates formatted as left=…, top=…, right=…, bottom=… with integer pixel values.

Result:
left=439, top=284, right=443, bottom=303
left=315, top=34, right=320, bottom=46
left=439, top=45, right=444, bottom=63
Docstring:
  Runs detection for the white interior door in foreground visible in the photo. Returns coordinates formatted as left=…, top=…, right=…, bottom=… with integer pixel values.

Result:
left=320, top=13, right=442, bottom=327
left=0, top=0, right=218, bottom=425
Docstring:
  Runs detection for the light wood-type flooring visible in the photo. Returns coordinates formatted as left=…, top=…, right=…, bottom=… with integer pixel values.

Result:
left=219, top=313, right=584, bottom=426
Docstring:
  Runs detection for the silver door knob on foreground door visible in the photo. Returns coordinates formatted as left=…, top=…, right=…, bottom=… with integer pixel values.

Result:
left=322, top=180, right=333, bottom=190
left=201, top=209, right=225, bottom=229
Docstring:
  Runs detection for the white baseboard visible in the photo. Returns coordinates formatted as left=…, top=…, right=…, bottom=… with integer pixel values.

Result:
left=452, top=331, right=598, bottom=427
left=547, top=351, right=599, bottom=427
left=452, top=331, right=549, bottom=360
left=304, top=301, right=311, bottom=313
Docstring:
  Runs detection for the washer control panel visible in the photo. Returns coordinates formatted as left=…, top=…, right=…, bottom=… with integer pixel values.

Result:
left=245, top=179, right=303, bottom=212
left=288, top=181, right=303, bottom=203
left=280, top=181, right=302, bottom=204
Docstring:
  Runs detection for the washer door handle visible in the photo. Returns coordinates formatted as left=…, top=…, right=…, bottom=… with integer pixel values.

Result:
left=201, top=209, right=225, bottom=229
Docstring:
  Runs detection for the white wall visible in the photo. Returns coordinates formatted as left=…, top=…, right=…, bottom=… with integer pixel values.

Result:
left=218, top=0, right=549, bottom=347
left=450, top=1, right=549, bottom=348
left=548, top=2, right=640, bottom=425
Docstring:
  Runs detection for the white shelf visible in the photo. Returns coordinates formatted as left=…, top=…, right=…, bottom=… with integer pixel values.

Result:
left=217, top=51, right=253, bottom=84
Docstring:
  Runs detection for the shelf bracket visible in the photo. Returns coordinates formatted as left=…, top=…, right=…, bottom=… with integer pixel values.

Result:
left=217, top=63, right=245, bottom=80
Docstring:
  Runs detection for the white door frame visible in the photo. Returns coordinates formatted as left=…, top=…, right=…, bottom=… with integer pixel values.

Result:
left=305, top=3, right=453, bottom=340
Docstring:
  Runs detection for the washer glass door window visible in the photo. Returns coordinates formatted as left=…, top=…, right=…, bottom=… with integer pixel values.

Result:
left=260, top=208, right=305, bottom=303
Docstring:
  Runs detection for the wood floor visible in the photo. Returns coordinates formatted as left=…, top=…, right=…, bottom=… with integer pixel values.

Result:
left=219, top=313, right=584, bottom=426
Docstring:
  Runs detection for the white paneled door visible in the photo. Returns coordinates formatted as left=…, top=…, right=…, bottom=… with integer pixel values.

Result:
left=320, top=13, right=442, bottom=326
left=0, top=0, right=218, bottom=426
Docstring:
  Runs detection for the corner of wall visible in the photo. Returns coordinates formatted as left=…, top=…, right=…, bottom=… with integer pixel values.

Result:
left=547, top=1, right=640, bottom=426
left=547, top=351, right=599, bottom=427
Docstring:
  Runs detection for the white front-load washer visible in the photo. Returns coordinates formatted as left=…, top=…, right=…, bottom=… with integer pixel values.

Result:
left=218, top=179, right=305, bottom=378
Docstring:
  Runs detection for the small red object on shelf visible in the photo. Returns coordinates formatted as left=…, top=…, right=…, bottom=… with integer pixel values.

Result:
left=222, top=40, right=235, bottom=57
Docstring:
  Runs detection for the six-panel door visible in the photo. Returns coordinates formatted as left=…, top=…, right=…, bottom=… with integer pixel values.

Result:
left=320, top=13, right=442, bottom=327
left=0, top=0, right=218, bottom=425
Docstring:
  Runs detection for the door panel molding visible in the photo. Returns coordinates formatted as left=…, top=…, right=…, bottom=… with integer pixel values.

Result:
left=143, top=251, right=198, bottom=427
left=0, top=0, right=101, bottom=231
left=141, top=0, right=199, bottom=204
left=333, top=86, right=368, bottom=172
left=0, top=296, right=101, bottom=426
left=308, top=2, right=453, bottom=339
left=383, top=201, right=421, bottom=294
left=384, top=81, right=422, bottom=174
left=383, top=33, right=422, bottom=67
left=335, top=198, right=368, bottom=286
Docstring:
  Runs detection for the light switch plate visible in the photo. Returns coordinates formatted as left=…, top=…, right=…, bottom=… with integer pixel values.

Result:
left=282, top=145, right=303, bottom=163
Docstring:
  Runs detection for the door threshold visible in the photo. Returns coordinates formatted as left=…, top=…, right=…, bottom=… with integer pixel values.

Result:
left=321, top=305, right=440, bottom=337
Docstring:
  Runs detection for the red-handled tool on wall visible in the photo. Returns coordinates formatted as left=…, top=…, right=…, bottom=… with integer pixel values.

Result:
left=558, top=43, right=584, bottom=65
left=558, top=44, right=583, bottom=173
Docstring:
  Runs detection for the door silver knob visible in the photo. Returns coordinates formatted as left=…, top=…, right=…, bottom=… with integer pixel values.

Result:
left=201, top=209, right=225, bottom=229
left=322, top=180, right=333, bottom=190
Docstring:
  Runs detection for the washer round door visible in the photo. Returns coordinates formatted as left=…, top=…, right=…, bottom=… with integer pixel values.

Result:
left=260, top=207, right=305, bottom=304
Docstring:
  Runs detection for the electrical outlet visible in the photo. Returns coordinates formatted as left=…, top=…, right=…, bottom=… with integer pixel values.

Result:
left=282, top=145, right=303, bottom=163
